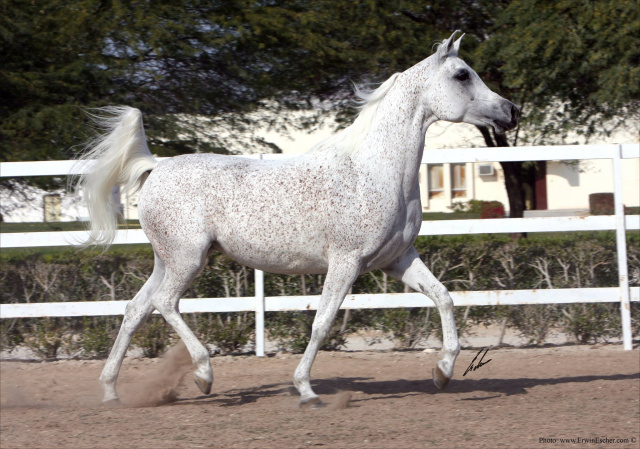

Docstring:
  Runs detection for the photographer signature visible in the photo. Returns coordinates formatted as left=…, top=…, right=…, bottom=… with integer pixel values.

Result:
left=463, top=348, right=492, bottom=376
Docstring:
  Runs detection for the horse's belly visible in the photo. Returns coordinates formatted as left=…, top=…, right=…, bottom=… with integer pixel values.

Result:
left=213, top=232, right=330, bottom=275
left=210, top=197, right=331, bottom=274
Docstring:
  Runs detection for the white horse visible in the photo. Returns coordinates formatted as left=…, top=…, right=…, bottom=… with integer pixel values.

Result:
left=78, top=31, right=518, bottom=408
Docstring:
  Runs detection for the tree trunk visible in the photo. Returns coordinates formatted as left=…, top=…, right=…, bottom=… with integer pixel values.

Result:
left=476, top=126, right=529, bottom=238
left=500, top=161, right=527, bottom=219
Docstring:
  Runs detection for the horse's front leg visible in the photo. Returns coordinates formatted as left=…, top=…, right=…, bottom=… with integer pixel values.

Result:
left=293, top=259, right=360, bottom=409
left=383, top=247, right=460, bottom=390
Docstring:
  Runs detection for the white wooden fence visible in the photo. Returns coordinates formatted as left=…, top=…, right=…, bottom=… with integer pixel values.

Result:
left=1, top=144, right=638, bottom=354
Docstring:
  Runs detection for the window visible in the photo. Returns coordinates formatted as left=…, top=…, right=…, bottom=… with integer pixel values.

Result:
left=428, top=164, right=444, bottom=198
left=451, top=163, right=467, bottom=198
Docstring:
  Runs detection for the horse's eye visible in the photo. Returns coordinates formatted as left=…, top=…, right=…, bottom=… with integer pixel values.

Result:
left=454, top=70, right=470, bottom=81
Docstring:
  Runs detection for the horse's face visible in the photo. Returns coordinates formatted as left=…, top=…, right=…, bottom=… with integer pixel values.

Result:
left=424, top=31, right=519, bottom=134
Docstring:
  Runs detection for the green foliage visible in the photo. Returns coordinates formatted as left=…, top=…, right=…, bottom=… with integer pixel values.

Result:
left=377, top=308, right=437, bottom=349
left=474, top=0, right=640, bottom=144
left=0, top=0, right=447, bottom=163
left=561, top=303, right=621, bottom=344
left=190, top=312, right=255, bottom=355
left=132, top=316, right=177, bottom=359
left=80, top=317, right=120, bottom=358
left=23, top=317, right=73, bottom=360
left=267, top=311, right=346, bottom=353
left=508, top=305, right=559, bottom=345
left=632, top=303, right=640, bottom=338
left=0, top=318, right=24, bottom=352
left=450, top=199, right=506, bottom=218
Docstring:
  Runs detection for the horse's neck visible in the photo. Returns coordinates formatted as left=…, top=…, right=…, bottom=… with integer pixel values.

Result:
left=352, top=78, right=435, bottom=194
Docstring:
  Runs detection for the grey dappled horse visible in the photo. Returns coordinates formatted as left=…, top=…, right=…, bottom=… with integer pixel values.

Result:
left=77, top=31, right=519, bottom=408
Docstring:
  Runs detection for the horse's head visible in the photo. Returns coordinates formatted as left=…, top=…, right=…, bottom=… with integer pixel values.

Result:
left=421, top=30, right=519, bottom=134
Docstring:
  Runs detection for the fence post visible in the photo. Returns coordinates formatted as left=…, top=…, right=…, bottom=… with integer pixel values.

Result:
left=612, top=144, right=632, bottom=350
left=255, top=269, right=265, bottom=356
left=253, top=152, right=267, bottom=357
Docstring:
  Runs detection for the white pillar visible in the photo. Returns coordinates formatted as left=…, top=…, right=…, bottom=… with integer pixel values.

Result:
left=612, top=145, right=632, bottom=350
left=443, top=163, right=452, bottom=208
left=255, top=269, right=265, bottom=356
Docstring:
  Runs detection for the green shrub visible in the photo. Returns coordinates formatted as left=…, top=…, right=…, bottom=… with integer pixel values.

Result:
left=190, top=312, right=255, bottom=354
left=0, top=232, right=637, bottom=358
left=560, top=303, right=621, bottom=344
left=80, top=317, right=120, bottom=358
left=377, top=308, right=435, bottom=349
left=132, top=316, right=177, bottom=358
left=23, top=318, right=73, bottom=360
left=266, top=310, right=346, bottom=353
left=508, top=305, right=559, bottom=345
left=451, top=199, right=505, bottom=218
left=0, top=318, right=23, bottom=353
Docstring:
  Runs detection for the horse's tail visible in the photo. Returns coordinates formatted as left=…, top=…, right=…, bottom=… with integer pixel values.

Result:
left=74, top=106, right=158, bottom=248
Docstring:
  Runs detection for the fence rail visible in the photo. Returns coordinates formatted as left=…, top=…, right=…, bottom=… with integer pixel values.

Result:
left=1, top=143, right=638, bottom=354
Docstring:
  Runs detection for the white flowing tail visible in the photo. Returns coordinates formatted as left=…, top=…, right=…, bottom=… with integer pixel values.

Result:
left=75, top=106, right=158, bottom=247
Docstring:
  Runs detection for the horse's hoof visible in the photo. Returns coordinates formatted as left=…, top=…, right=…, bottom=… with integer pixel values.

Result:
left=298, top=396, right=326, bottom=410
left=432, top=366, right=451, bottom=391
left=194, top=374, right=212, bottom=395
left=101, top=398, right=122, bottom=407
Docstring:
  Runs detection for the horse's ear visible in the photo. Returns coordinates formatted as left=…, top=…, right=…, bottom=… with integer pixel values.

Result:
left=453, top=33, right=465, bottom=54
left=437, top=30, right=462, bottom=61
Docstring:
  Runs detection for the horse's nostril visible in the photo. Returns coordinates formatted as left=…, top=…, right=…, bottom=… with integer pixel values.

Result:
left=511, top=104, right=520, bottom=119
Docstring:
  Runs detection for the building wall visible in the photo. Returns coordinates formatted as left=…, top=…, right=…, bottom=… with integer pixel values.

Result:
left=419, top=162, right=511, bottom=214
left=546, top=158, right=640, bottom=210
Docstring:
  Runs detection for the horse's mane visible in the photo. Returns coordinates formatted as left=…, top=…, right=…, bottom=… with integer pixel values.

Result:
left=310, top=72, right=401, bottom=155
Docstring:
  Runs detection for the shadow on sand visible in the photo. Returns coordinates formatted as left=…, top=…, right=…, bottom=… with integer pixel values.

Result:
left=175, top=371, right=639, bottom=407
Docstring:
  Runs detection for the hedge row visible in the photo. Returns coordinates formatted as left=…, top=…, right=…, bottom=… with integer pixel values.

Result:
left=1, top=233, right=638, bottom=359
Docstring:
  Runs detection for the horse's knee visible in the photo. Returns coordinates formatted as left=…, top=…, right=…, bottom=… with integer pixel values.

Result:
left=310, top=321, right=331, bottom=343
left=122, top=302, right=150, bottom=332
left=431, top=285, right=453, bottom=310
left=447, top=339, right=461, bottom=355
left=124, top=301, right=142, bottom=320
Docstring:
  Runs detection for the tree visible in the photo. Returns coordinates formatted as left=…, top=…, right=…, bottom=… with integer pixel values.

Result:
left=0, top=0, right=443, bottom=163
left=472, top=0, right=640, bottom=218
left=3, top=1, right=636, bottom=219
left=0, top=0, right=280, bottom=161
left=406, top=0, right=639, bottom=219
left=477, top=0, right=639, bottom=143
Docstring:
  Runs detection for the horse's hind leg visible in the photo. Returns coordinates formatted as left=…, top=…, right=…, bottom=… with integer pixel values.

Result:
left=99, top=255, right=164, bottom=403
left=383, top=247, right=460, bottom=390
left=150, top=247, right=214, bottom=395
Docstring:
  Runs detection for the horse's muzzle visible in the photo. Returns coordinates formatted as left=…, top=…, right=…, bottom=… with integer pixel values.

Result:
left=494, top=100, right=520, bottom=134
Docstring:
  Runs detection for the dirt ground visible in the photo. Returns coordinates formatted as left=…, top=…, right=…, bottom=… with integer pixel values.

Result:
left=1, top=343, right=639, bottom=449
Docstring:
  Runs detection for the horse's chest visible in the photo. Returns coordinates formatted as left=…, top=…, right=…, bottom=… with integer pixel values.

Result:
left=355, top=191, right=422, bottom=270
